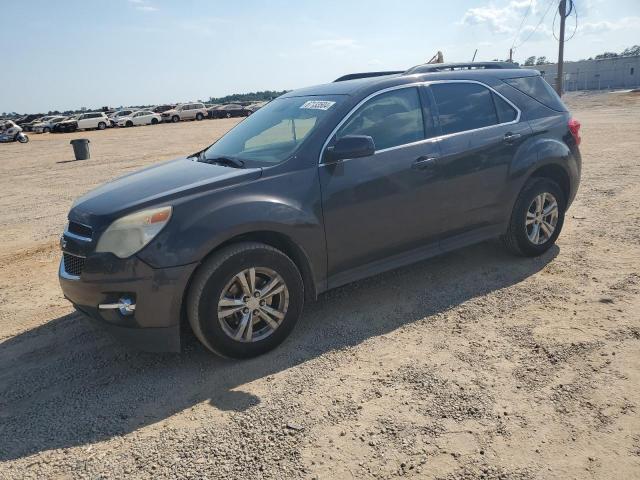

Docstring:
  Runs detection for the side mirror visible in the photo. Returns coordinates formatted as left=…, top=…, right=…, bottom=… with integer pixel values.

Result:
left=324, top=135, right=375, bottom=163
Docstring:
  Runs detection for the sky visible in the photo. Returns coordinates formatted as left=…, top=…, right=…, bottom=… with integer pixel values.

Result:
left=2, top=0, right=638, bottom=113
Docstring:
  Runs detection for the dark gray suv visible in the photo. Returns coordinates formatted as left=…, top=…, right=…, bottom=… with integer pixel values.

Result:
left=59, top=62, right=581, bottom=358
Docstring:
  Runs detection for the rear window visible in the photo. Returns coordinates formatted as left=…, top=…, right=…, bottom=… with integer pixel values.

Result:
left=504, top=76, right=567, bottom=112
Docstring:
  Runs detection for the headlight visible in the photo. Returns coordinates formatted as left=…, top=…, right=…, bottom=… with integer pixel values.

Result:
left=96, top=206, right=172, bottom=258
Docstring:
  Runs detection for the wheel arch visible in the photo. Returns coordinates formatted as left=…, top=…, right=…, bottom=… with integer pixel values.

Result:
left=180, top=230, right=318, bottom=322
left=527, top=163, right=571, bottom=204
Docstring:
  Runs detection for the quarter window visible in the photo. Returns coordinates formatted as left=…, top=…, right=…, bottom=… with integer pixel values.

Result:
left=431, top=83, right=498, bottom=135
left=337, top=87, right=424, bottom=151
left=493, top=93, right=517, bottom=123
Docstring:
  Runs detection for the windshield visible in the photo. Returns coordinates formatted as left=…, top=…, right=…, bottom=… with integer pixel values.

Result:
left=203, top=95, right=343, bottom=165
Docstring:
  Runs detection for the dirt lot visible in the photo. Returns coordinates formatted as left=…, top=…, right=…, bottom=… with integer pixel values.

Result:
left=1, top=92, right=639, bottom=479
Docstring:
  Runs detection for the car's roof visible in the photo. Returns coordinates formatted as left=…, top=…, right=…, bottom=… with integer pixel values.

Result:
left=282, top=66, right=540, bottom=99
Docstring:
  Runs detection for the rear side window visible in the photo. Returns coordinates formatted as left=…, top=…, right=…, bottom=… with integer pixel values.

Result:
left=431, top=83, right=497, bottom=135
left=493, top=93, right=518, bottom=123
left=504, top=76, right=567, bottom=112
left=337, top=87, right=424, bottom=151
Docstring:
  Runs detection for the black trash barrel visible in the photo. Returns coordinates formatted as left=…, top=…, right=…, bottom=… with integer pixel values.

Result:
left=70, top=138, right=90, bottom=160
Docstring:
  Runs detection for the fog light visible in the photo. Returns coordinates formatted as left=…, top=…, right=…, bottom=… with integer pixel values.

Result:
left=98, top=297, right=136, bottom=316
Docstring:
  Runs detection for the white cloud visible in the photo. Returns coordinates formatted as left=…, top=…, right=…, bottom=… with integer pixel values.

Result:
left=311, top=38, right=361, bottom=51
left=460, top=0, right=535, bottom=34
left=128, top=0, right=158, bottom=11
left=516, top=23, right=551, bottom=43
left=580, top=16, right=640, bottom=35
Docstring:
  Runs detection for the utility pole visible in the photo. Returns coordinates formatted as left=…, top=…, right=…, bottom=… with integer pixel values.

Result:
left=556, top=0, right=567, bottom=96
left=509, top=48, right=513, bottom=63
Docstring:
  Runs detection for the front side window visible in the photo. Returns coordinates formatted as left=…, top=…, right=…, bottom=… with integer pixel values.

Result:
left=336, top=87, right=424, bottom=151
left=430, top=83, right=498, bottom=135
left=203, top=95, right=344, bottom=166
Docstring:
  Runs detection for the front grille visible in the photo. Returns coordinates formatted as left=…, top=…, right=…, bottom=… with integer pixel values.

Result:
left=67, top=221, right=92, bottom=239
left=63, top=253, right=85, bottom=277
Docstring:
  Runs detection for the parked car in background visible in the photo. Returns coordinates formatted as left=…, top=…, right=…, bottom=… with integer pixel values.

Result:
left=58, top=62, right=581, bottom=358
left=53, top=116, right=79, bottom=133
left=33, top=116, right=67, bottom=133
left=161, top=103, right=207, bottom=123
left=206, top=104, right=222, bottom=119
left=77, top=112, right=109, bottom=130
left=153, top=105, right=175, bottom=114
left=117, top=110, right=162, bottom=127
left=18, top=114, right=45, bottom=131
left=24, top=115, right=54, bottom=132
left=211, top=104, right=247, bottom=118
left=108, top=109, right=135, bottom=127
left=245, top=102, right=267, bottom=115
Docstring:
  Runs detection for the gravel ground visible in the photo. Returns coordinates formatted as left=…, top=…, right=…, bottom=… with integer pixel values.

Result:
left=1, top=92, right=639, bottom=479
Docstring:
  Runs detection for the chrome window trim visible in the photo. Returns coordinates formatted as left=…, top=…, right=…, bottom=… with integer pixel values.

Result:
left=318, top=79, right=522, bottom=164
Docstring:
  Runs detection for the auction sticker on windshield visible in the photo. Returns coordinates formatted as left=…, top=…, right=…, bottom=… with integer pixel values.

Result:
left=300, top=100, right=336, bottom=110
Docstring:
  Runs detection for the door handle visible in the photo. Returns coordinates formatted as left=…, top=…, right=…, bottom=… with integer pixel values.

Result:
left=503, top=132, right=522, bottom=143
left=412, top=156, right=438, bottom=170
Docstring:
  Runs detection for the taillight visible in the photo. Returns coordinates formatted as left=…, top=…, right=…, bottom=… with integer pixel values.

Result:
left=568, top=118, right=581, bottom=146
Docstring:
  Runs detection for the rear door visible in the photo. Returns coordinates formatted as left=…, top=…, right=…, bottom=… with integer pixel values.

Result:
left=319, top=86, right=442, bottom=284
left=427, top=81, right=531, bottom=237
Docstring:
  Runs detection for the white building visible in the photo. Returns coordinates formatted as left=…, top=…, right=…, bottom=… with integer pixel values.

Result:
left=534, top=55, right=640, bottom=91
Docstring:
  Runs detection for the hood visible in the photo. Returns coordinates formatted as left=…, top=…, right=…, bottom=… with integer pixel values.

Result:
left=70, top=157, right=262, bottom=225
left=162, top=109, right=178, bottom=115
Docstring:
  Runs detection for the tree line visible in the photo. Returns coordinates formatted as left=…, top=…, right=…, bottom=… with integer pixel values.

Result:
left=521, top=45, right=640, bottom=67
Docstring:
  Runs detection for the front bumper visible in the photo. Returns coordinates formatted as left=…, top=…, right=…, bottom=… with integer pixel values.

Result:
left=59, top=253, right=197, bottom=352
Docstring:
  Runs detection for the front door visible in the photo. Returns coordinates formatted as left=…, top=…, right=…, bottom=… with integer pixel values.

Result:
left=319, top=86, right=442, bottom=286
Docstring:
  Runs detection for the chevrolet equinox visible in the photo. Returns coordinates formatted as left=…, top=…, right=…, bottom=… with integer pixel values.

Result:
left=59, top=62, right=582, bottom=358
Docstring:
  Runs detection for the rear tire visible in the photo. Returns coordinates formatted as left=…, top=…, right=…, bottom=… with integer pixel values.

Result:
left=187, top=242, right=304, bottom=359
left=502, top=177, right=565, bottom=257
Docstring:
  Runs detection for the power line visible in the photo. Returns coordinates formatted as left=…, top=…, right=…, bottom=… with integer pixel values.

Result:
left=513, top=0, right=557, bottom=50
left=511, top=0, right=534, bottom=50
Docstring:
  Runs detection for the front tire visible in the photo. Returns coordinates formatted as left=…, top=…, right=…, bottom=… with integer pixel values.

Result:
left=126, top=120, right=133, bottom=127
left=172, top=115, right=179, bottom=123
left=43, top=127, right=51, bottom=133
left=502, top=177, right=565, bottom=256
left=97, top=122, right=106, bottom=130
left=151, top=118, right=158, bottom=125
left=195, top=113, right=204, bottom=121
left=187, top=242, right=304, bottom=359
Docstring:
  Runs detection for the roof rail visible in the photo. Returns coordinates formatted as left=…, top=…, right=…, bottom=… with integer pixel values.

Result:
left=333, top=71, right=403, bottom=82
left=404, top=62, right=519, bottom=75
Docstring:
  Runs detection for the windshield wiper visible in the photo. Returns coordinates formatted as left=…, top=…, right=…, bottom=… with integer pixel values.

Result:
left=199, top=153, right=246, bottom=169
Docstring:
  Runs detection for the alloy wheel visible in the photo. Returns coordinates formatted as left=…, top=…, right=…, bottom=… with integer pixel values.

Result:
left=526, top=192, right=558, bottom=245
left=217, top=267, right=289, bottom=343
